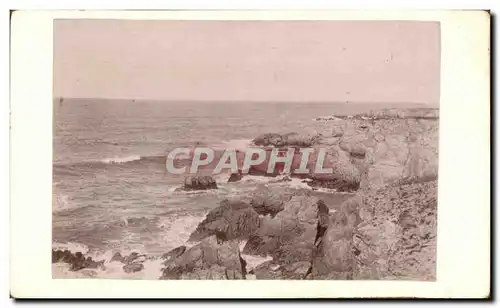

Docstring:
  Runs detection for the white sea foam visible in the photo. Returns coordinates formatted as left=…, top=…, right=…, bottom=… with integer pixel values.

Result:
left=239, top=240, right=273, bottom=271
left=52, top=252, right=166, bottom=280
left=101, top=155, right=142, bottom=164
left=52, top=241, right=90, bottom=254
left=158, top=212, right=207, bottom=249
left=52, top=193, right=87, bottom=213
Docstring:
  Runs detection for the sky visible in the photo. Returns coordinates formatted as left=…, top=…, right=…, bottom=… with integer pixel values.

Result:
left=53, top=20, right=440, bottom=104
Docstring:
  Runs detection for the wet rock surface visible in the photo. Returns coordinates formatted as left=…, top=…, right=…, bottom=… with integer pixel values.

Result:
left=188, top=199, right=261, bottom=242
left=179, top=175, right=218, bottom=191
left=52, top=249, right=105, bottom=271
left=160, top=236, right=246, bottom=280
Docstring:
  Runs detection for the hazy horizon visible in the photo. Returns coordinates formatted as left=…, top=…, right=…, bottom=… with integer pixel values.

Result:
left=54, top=97, right=436, bottom=107
left=54, top=20, right=440, bottom=105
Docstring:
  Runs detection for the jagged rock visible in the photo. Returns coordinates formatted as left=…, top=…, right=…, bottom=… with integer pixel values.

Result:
left=52, top=249, right=105, bottom=271
left=182, top=175, right=218, bottom=191
left=246, top=109, right=438, bottom=192
left=109, top=252, right=146, bottom=264
left=124, top=252, right=147, bottom=264
left=310, top=196, right=359, bottom=279
left=310, top=179, right=437, bottom=280
left=252, top=260, right=313, bottom=280
left=188, top=199, right=261, bottom=242
left=252, top=132, right=321, bottom=147
left=249, top=186, right=294, bottom=217
left=123, top=263, right=144, bottom=273
left=161, top=246, right=187, bottom=262
left=110, top=252, right=124, bottom=263
left=253, top=133, right=286, bottom=147
left=243, top=193, right=330, bottom=268
left=160, top=236, right=246, bottom=280
left=228, top=170, right=244, bottom=182
left=306, top=145, right=362, bottom=191
left=285, top=132, right=322, bottom=147
left=307, top=178, right=360, bottom=192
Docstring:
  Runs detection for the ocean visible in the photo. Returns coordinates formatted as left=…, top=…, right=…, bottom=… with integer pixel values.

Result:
left=52, top=99, right=410, bottom=279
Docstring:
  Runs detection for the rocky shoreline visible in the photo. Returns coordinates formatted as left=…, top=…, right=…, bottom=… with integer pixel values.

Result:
left=52, top=108, right=439, bottom=280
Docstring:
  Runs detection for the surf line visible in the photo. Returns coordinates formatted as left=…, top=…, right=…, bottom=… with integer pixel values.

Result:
left=165, top=147, right=333, bottom=176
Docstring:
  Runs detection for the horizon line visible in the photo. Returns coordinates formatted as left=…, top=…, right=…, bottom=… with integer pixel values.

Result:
left=53, top=97, right=438, bottom=106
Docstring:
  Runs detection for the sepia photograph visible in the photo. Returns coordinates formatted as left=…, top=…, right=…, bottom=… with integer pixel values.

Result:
left=52, top=19, right=440, bottom=280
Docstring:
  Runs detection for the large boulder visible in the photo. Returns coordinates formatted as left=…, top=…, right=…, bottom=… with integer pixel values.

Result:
left=253, top=133, right=287, bottom=147
left=249, top=186, right=294, bottom=217
left=317, top=116, right=439, bottom=191
left=181, top=175, right=218, bottom=191
left=123, top=263, right=144, bottom=273
left=160, top=236, right=246, bottom=280
left=161, top=246, right=187, bottom=262
left=310, top=195, right=360, bottom=279
left=188, top=199, right=261, bottom=242
left=228, top=170, right=244, bottom=182
left=242, top=192, right=330, bottom=278
left=109, top=252, right=147, bottom=264
left=247, top=109, right=439, bottom=192
left=307, top=145, right=362, bottom=192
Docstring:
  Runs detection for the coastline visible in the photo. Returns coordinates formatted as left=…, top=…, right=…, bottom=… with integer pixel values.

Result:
left=52, top=107, right=438, bottom=280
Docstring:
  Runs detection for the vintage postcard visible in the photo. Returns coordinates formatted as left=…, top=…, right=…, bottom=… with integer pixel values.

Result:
left=10, top=10, right=490, bottom=298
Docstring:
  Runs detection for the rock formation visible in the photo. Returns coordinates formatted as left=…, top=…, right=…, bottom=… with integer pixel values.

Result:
left=180, top=175, right=218, bottom=191
left=52, top=249, right=105, bottom=271
left=188, top=199, right=261, bottom=242
left=160, top=236, right=247, bottom=279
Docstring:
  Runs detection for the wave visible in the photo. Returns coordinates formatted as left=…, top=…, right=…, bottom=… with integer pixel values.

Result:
left=101, top=155, right=142, bottom=164
left=52, top=239, right=272, bottom=280
left=52, top=193, right=81, bottom=213
left=54, top=155, right=168, bottom=170
left=52, top=211, right=206, bottom=279
left=52, top=246, right=166, bottom=279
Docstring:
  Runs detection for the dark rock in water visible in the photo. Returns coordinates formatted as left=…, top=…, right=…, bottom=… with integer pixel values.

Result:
left=161, top=246, right=187, bottom=262
left=228, top=170, right=244, bottom=183
left=160, top=236, right=246, bottom=280
left=124, top=252, right=139, bottom=263
left=182, top=175, right=218, bottom=191
left=110, top=252, right=124, bottom=263
left=123, top=252, right=147, bottom=264
left=123, top=263, right=144, bottom=273
left=189, top=199, right=261, bottom=242
left=253, top=133, right=286, bottom=147
left=52, top=249, right=105, bottom=271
